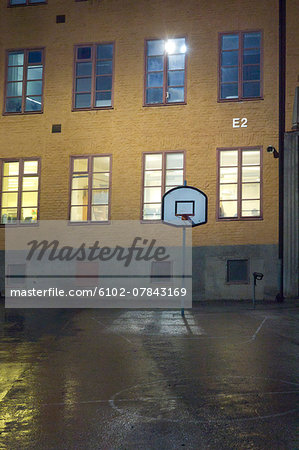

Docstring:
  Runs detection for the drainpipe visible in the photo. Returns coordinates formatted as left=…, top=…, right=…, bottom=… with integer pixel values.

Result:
left=277, top=0, right=286, bottom=301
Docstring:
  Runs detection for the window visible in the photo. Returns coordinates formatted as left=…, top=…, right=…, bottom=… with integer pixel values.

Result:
left=73, top=43, right=114, bottom=110
left=227, top=260, right=249, bottom=284
left=4, top=49, right=44, bottom=114
left=9, top=0, right=46, bottom=6
left=145, top=38, right=187, bottom=105
left=219, top=31, right=262, bottom=101
left=0, top=159, right=40, bottom=224
left=142, top=152, right=184, bottom=220
left=70, top=155, right=111, bottom=223
left=217, top=148, right=262, bottom=220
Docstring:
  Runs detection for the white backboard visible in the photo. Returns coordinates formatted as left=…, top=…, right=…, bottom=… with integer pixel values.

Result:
left=162, top=186, right=207, bottom=227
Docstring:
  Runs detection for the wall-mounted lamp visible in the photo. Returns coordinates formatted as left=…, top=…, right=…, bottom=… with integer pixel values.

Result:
left=267, top=146, right=279, bottom=158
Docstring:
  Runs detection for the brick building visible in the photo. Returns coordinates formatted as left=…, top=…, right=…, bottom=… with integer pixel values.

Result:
left=0, top=0, right=298, bottom=300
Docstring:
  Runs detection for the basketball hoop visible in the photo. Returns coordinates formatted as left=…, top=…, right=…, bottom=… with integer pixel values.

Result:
left=181, top=214, right=190, bottom=221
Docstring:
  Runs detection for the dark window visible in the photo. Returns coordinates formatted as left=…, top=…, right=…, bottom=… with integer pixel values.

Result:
left=151, top=261, right=172, bottom=283
left=219, top=31, right=262, bottom=101
left=217, top=148, right=262, bottom=220
left=142, top=152, right=184, bottom=220
left=4, top=49, right=44, bottom=114
left=73, top=43, right=114, bottom=110
left=9, top=0, right=46, bottom=6
left=227, top=260, right=249, bottom=283
left=145, top=38, right=187, bottom=105
left=70, top=155, right=111, bottom=223
left=0, top=159, right=40, bottom=224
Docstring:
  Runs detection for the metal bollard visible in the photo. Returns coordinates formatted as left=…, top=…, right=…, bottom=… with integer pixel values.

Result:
left=252, top=272, right=264, bottom=308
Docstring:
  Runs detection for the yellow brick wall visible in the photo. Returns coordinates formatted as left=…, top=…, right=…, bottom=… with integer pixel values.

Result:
left=0, top=0, right=286, bottom=248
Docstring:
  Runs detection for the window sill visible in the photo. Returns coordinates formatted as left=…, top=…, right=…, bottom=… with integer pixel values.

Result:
left=217, top=97, right=264, bottom=103
left=0, top=222, right=39, bottom=228
left=68, top=220, right=111, bottom=226
left=216, top=216, right=263, bottom=222
left=3, top=111, right=43, bottom=116
left=143, top=102, right=187, bottom=107
left=72, top=107, right=114, bottom=112
left=8, top=2, right=47, bottom=7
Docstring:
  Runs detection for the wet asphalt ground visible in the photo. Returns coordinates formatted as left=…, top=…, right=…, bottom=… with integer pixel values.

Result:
left=0, top=301, right=298, bottom=449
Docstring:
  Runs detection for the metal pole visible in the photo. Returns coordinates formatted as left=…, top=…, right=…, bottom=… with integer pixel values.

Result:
left=181, top=225, right=186, bottom=317
left=252, top=277, right=256, bottom=309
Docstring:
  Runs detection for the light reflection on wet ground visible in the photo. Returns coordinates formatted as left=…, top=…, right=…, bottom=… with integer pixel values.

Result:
left=0, top=304, right=298, bottom=449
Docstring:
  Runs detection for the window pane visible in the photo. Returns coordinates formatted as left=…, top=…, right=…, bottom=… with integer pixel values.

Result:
left=166, top=170, right=183, bottom=186
left=96, top=76, right=112, bottom=91
left=3, top=177, right=18, bottom=191
left=165, top=38, right=186, bottom=54
left=25, top=96, right=42, bottom=111
left=21, top=208, right=37, bottom=223
left=243, top=65, right=260, bottom=81
left=91, top=205, right=108, bottom=221
left=6, top=97, right=22, bottom=113
left=24, top=161, right=38, bottom=174
left=4, top=162, right=19, bottom=176
left=28, top=51, right=42, bottom=64
left=144, top=171, right=162, bottom=186
left=221, top=67, right=238, bottom=82
left=8, top=52, right=24, bottom=66
left=220, top=167, right=238, bottom=183
left=242, top=166, right=260, bottom=182
left=10, top=0, right=26, bottom=5
left=243, top=49, right=260, bottom=64
left=147, top=56, right=164, bottom=72
left=75, top=93, right=91, bottom=108
left=1, top=208, right=18, bottom=224
left=147, top=72, right=163, bottom=88
left=70, top=206, right=88, bottom=221
left=143, top=204, right=161, bottom=220
left=147, top=40, right=164, bottom=56
left=242, top=151, right=260, bottom=165
left=146, top=88, right=163, bottom=104
left=22, top=191, right=38, bottom=207
left=221, top=34, right=239, bottom=50
left=168, top=54, right=185, bottom=70
left=72, top=175, right=88, bottom=189
left=167, top=87, right=184, bottom=102
left=221, top=83, right=238, bottom=99
left=97, top=44, right=113, bottom=60
left=95, top=92, right=111, bottom=107
left=93, top=173, right=109, bottom=188
left=219, top=201, right=238, bottom=218
left=227, top=260, right=248, bottom=282
left=29, top=0, right=47, bottom=3
left=243, top=82, right=260, bottom=97
left=166, top=153, right=184, bottom=169
left=93, top=157, right=110, bottom=172
left=73, top=158, right=88, bottom=172
left=243, top=32, right=261, bottom=49
left=77, top=47, right=91, bottom=60
left=22, top=177, right=39, bottom=191
left=2, top=193, right=18, bottom=208
left=144, top=187, right=162, bottom=203
left=221, top=51, right=238, bottom=66
left=27, top=65, right=43, bottom=80
left=241, top=200, right=260, bottom=216
left=242, top=183, right=260, bottom=199
left=145, top=154, right=162, bottom=170
left=220, top=151, right=238, bottom=166
left=8, top=67, right=23, bottom=82
left=92, top=189, right=108, bottom=205
left=220, top=184, right=238, bottom=200
left=71, top=190, right=88, bottom=205
left=76, top=77, right=91, bottom=92
left=96, top=61, right=112, bottom=75
left=76, top=62, right=92, bottom=77
left=26, top=81, right=42, bottom=96
left=7, top=82, right=23, bottom=97
left=168, top=71, right=184, bottom=87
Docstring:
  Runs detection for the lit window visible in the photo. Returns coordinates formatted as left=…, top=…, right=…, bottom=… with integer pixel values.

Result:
left=218, top=148, right=262, bottom=220
left=9, top=0, right=46, bottom=6
left=5, top=49, right=44, bottom=114
left=0, top=159, right=40, bottom=224
left=219, top=31, right=262, bottom=100
left=73, top=43, right=114, bottom=110
left=142, top=152, right=184, bottom=220
left=70, top=155, right=111, bottom=222
left=145, top=38, right=187, bottom=105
